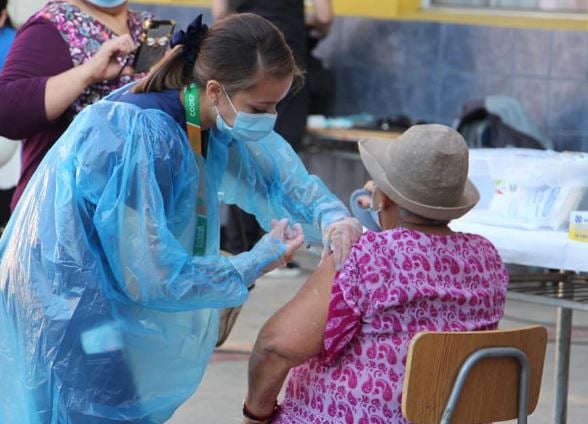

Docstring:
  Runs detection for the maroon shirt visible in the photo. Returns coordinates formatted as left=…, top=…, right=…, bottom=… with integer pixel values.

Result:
left=0, top=2, right=150, bottom=211
left=0, top=18, right=72, bottom=210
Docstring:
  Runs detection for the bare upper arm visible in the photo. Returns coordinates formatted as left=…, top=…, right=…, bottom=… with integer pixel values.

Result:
left=253, top=254, right=337, bottom=365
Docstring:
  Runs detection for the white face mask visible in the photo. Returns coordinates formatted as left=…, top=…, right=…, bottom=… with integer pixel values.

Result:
left=215, top=86, right=277, bottom=142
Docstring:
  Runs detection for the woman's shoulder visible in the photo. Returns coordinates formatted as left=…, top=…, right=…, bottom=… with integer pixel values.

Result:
left=352, top=227, right=419, bottom=251
left=374, top=227, right=498, bottom=249
left=349, top=228, right=503, bottom=266
left=70, top=99, right=184, bottom=147
left=14, top=3, right=62, bottom=36
left=91, top=99, right=182, bottom=129
left=453, top=231, right=503, bottom=257
left=30, top=2, right=153, bottom=33
left=108, top=87, right=185, bottom=127
left=31, top=1, right=76, bottom=24
left=21, top=1, right=90, bottom=44
left=69, top=101, right=190, bottom=168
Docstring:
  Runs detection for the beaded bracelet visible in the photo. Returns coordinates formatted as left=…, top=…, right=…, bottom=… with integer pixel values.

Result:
left=242, top=400, right=279, bottom=422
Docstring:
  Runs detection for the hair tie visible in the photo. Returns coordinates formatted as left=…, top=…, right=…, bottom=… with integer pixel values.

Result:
left=170, top=14, right=209, bottom=67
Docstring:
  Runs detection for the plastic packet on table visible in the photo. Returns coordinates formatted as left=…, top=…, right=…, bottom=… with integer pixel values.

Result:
left=306, top=113, right=375, bottom=129
left=465, top=148, right=588, bottom=230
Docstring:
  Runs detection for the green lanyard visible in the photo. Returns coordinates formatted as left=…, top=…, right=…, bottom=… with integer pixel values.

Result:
left=183, top=83, right=207, bottom=256
left=184, top=83, right=202, bottom=155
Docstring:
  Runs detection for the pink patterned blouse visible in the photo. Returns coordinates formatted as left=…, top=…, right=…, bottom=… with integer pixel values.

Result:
left=275, top=228, right=509, bottom=423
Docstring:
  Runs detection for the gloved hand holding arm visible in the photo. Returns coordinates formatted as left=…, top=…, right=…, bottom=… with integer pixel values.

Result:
left=321, top=216, right=363, bottom=271
left=217, top=131, right=357, bottom=268
left=230, top=218, right=304, bottom=284
left=218, top=132, right=352, bottom=244
left=264, top=219, right=304, bottom=273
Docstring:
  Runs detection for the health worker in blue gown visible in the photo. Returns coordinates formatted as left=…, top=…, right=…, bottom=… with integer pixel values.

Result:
left=0, top=13, right=362, bottom=424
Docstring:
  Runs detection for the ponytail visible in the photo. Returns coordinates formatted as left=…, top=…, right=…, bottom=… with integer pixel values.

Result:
left=133, top=14, right=208, bottom=94
left=134, top=13, right=302, bottom=96
left=133, top=46, right=192, bottom=93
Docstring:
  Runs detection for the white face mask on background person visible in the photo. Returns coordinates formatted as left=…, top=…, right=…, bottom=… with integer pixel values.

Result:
left=84, top=0, right=127, bottom=8
left=215, top=86, right=277, bottom=142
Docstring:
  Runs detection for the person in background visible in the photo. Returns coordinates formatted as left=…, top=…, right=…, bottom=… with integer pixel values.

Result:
left=306, top=19, right=335, bottom=117
left=0, top=13, right=361, bottom=423
left=0, top=0, right=14, bottom=62
left=0, top=0, right=16, bottom=230
left=213, top=0, right=334, bottom=274
left=243, top=125, right=509, bottom=423
left=213, top=0, right=333, bottom=151
left=0, top=0, right=153, bottom=212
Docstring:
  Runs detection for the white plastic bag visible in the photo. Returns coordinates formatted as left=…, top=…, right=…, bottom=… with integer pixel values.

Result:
left=0, top=137, right=21, bottom=190
left=467, top=148, right=588, bottom=230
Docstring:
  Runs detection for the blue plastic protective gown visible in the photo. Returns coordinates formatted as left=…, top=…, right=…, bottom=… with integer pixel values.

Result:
left=0, top=100, right=349, bottom=423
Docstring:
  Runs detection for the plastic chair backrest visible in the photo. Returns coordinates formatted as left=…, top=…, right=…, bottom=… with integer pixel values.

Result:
left=402, top=326, right=547, bottom=424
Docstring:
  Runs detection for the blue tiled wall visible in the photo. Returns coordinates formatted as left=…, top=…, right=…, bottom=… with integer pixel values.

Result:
left=316, top=18, right=588, bottom=152
left=133, top=4, right=588, bottom=151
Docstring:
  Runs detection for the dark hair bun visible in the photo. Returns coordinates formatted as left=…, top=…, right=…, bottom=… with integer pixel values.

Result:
left=170, top=14, right=209, bottom=67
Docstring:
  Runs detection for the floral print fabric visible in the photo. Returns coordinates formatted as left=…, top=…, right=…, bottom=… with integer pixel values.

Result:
left=35, top=1, right=151, bottom=114
left=276, top=228, right=509, bottom=423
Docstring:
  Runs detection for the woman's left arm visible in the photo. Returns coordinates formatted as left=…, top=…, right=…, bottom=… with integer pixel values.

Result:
left=219, top=132, right=362, bottom=268
left=244, top=255, right=337, bottom=419
left=220, top=132, right=353, bottom=240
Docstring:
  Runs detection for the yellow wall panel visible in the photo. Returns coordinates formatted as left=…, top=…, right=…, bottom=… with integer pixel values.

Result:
left=130, top=0, right=588, bottom=31
left=131, top=0, right=212, bottom=6
left=332, top=0, right=420, bottom=19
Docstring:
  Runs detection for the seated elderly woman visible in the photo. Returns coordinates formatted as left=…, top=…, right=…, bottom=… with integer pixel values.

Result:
left=242, top=124, right=509, bottom=424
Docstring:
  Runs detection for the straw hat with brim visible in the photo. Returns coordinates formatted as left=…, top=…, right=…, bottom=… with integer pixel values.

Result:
left=358, top=124, right=480, bottom=221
